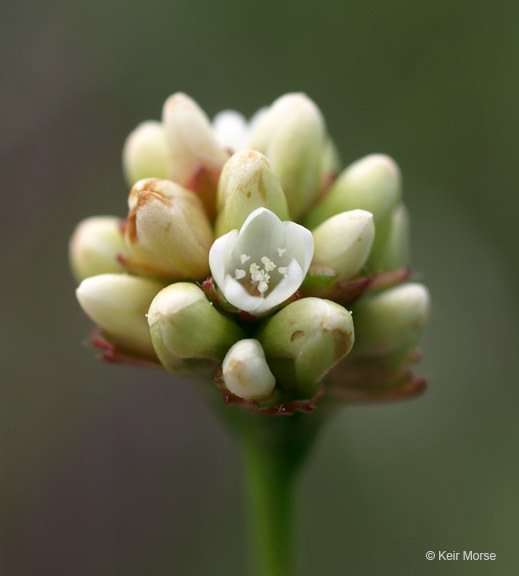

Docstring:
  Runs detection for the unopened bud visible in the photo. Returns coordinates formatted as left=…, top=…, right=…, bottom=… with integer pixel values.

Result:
left=162, top=93, right=229, bottom=217
left=122, top=121, right=169, bottom=186
left=352, top=283, right=430, bottom=362
left=76, top=274, right=164, bottom=358
left=303, top=155, right=401, bottom=257
left=369, top=203, right=410, bottom=271
left=257, top=298, right=354, bottom=398
left=212, top=110, right=248, bottom=152
left=312, top=209, right=375, bottom=282
left=215, top=150, right=289, bottom=236
left=148, top=282, right=245, bottom=375
left=249, top=93, right=326, bottom=220
left=222, top=339, right=276, bottom=400
left=123, top=179, right=213, bottom=280
left=320, top=136, right=341, bottom=192
left=69, top=216, right=127, bottom=283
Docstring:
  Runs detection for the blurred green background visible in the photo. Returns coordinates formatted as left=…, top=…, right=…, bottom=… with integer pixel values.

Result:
left=2, top=0, right=518, bottom=574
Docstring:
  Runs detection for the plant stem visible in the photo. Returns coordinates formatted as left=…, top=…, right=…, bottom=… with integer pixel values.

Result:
left=242, top=433, right=296, bottom=576
left=232, top=412, right=322, bottom=576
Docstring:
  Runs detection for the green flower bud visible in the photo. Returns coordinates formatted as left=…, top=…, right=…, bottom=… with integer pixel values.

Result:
left=76, top=274, right=164, bottom=358
left=369, top=203, right=410, bottom=271
left=311, top=209, right=375, bottom=282
left=123, top=179, right=213, bottom=280
left=319, top=136, right=341, bottom=193
left=222, top=339, right=276, bottom=400
left=148, top=282, right=245, bottom=376
left=162, top=93, right=229, bottom=218
left=249, top=93, right=326, bottom=220
left=122, top=121, right=169, bottom=187
left=69, top=216, right=127, bottom=283
left=303, top=155, right=402, bottom=257
left=257, top=297, right=355, bottom=398
left=215, top=150, right=290, bottom=237
left=352, top=283, right=430, bottom=363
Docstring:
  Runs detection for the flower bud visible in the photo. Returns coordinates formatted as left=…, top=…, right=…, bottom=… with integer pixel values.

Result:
left=221, top=339, right=276, bottom=400
left=148, top=282, right=245, bottom=375
left=69, top=216, right=127, bottom=283
left=257, top=298, right=355, bottom=398
left=76, top=274, right=164, bottom=358
left=162, top=93, right=229, bottom=218
left=122, top=121, right=169, bottom=186
left=212, top=110, right=248, bottom=152
left=303, top=155, right=401, bottom=257
left=249, top=93, right=326, bottom=220
left=215, top=150, right=290, bottom=237
left=368, top=203, right=410, bottom=271
left=319, top=136, right=341, bottom=192
left=123, top=179, right=213, bottom=280
left=311, top=209, right=375, bottom=282
left=352, top=283, right=430, bottom=363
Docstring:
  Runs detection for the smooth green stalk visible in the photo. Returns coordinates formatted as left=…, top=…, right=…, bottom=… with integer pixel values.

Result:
left=223, top=408, right=322, bottom=576
left=242, top=436, right=297, bottom=576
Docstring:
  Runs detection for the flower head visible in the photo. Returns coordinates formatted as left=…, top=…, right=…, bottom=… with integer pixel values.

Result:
left=73, top=90, right=431, bottom=413
left=209, top=208, right=313, bottom=315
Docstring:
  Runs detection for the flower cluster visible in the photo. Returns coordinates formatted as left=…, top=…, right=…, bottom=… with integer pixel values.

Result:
left=70, top=92, right=430, bottom=413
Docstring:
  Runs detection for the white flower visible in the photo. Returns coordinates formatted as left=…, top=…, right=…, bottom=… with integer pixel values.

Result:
left=209, top=208, right=314, bottom=315
left=212, top=108, right=268, bottom=153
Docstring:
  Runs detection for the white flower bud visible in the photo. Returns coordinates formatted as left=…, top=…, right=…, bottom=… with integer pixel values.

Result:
left=148, top=282, right=245, bottom=375
left=212, top=110, right=249, bottom=152
left=311, top=210, right=375, bottom=282
left=69, top=216, right=127, bottom=283
left=122, top=121, right=169, bottom=186
left=222, top=339, right=276, bottom=400
left=123, top=179, right=213, bottom=280
left=215, top=150, right=289, bottom=237
left=76, top=274, right=164, bottom=358
left=209, top=208, right=313, bottom=316
left=249, top=93, right=326, bottom=219
left=304, top=155, right=401, bottom=253
left=162, top=93, right=229, bottom=217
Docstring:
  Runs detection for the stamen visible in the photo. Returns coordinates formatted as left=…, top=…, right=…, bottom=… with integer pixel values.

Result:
left=278, top=267, right=288, bottom=277
left=261, top=256, right=276, bottom=271
left=240, top=254, right=250, bottom=264
left=277, top=248, right=286, bottom=257
left=249, top=262, right=261, bottom=282
left=234, top=269, right=246, bottom=279
left=258, top=281, right=268, bottom=293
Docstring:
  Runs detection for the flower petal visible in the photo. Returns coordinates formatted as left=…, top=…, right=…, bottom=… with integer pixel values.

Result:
left=235, top=208, right=286, bottom=258
left=263, top=258, right=304, bottom=307
left=282, top=221, right=314, bottom=273
left=209, top=229, right=238, bottom=288
left=222, top=275, right=270, bottom=314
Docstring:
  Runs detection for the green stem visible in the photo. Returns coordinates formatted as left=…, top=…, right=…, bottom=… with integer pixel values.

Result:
left=229, top=411, right=322, bottom=576
left=242, top=432, right=297, bottom=576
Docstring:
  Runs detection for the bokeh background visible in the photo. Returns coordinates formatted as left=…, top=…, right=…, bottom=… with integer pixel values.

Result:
left=2, top=1, right=518, bottom=574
